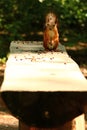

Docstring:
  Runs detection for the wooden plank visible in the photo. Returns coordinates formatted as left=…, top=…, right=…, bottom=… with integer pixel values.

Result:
left=1, top=41, right=87, bottom=92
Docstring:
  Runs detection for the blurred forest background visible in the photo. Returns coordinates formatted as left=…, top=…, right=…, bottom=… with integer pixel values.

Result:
left=0, top=0, right=87, bottom=67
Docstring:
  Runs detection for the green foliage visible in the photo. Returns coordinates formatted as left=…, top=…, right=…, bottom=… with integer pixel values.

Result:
left=0, top=0, right=87, bottom=58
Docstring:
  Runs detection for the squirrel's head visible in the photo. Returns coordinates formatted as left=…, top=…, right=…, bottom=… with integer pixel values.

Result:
left=45, top=12, right=58, bottom=30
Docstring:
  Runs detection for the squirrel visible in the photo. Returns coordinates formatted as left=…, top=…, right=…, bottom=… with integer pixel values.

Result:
left=43, top=12, right=59, bottom=51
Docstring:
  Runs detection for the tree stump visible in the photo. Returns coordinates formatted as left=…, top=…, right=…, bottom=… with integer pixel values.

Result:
left=19, top=114, right=85, bottom=130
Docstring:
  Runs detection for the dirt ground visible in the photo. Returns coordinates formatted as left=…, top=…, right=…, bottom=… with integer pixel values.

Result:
left=0, top=112, right=18, bottom=130
left=0, top=42, right=87, bottom=130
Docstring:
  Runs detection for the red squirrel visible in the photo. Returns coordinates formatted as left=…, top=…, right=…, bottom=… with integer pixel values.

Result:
left=43, top=12, right=59, bottom=51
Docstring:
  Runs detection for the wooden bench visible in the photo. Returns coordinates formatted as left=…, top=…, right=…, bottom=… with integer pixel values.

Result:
left=1, top=41, right=87, bottom=130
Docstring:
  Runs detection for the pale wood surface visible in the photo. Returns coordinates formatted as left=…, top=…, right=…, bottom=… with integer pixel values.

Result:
left=1, top=41, right=87, bottom=92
